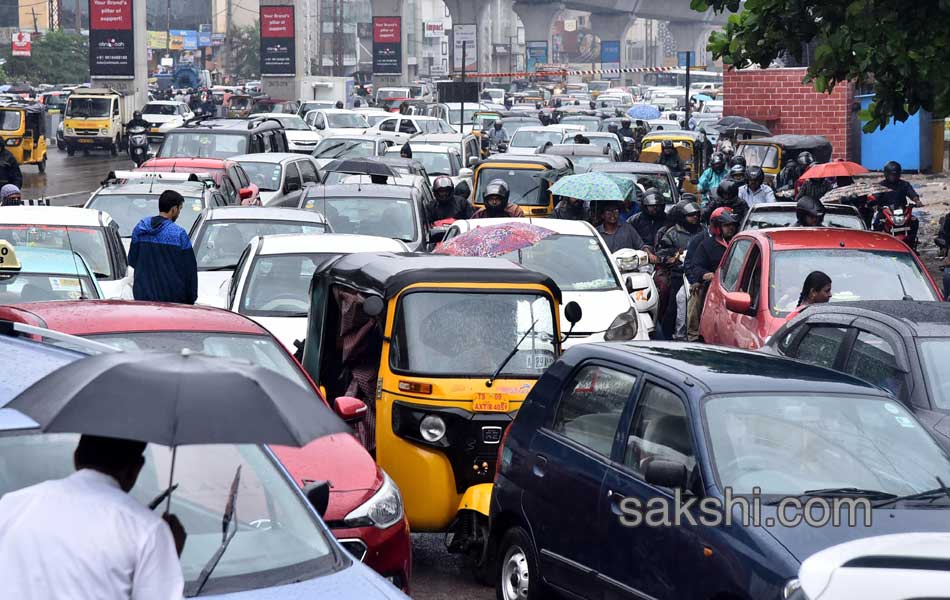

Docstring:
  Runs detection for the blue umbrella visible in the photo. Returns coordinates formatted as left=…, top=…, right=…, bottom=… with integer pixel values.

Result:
left=627, top=104, right=661, bottom=120
left=692, top=93, right=714, bottom=103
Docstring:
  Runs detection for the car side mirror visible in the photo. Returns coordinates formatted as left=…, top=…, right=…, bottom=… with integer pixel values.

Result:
left=625, top=277, right=635, bottom=294
left=239, top=187, right=254, bottom=200
left=644, top=459, right=689, bottom=490
left=725, top=291, right=753, bottom=314
left=458, top=167, right=473, bottom=178
left=285, top=181, right=301, bottom=193
left=303, top=481, right=331, bottom=517
left=564, top=300, right=583, bottom=325
left=467, top=156, right=478, bottom=167
left=333, top=396, right=367, bottom=423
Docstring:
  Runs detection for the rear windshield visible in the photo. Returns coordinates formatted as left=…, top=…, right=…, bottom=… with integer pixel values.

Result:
left=143, top=104, right=178, bottom=116
left=0, top=111, right=23, bottom=132
left=159, top=132, right=247, bottom=159
left=86, top=194, right=203, bottom=236
left=0, top=225, right=112, bottom=278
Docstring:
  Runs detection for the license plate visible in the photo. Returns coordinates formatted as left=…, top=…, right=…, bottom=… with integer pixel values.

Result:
left=892, top=227, right=910, bottom=234
left=78, top=138, right=93, bottom=143
left=473, top=392, right=509, bottom=412
left=150, top=128, right=160, bottom=134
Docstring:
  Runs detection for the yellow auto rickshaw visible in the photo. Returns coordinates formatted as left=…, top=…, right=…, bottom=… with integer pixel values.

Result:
left=735, top=134, right=833, bottom=186
left=471, top=154, right=573, bottom=217
left=639, top=130, right=705, bottom=194
left=0, top=102, right=48, bottom=173
left=301, top=252, right=577, bottom=577
left=226, top=94, right=254, bottom=119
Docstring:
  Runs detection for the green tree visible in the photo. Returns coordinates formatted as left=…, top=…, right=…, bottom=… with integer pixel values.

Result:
left=692, top=0, right=950, bottom=131
left=229, top=23, right=261, bottom=81
left=0, top=30, right=89, bottom=84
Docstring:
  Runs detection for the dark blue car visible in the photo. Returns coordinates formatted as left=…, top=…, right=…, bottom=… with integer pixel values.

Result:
left=490, top=342, right=950, bottom=600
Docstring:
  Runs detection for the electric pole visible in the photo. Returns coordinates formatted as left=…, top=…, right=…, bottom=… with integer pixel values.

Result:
left=31, top=7, right=39, bottom=33
left=74, top=0, right=80, bottom=33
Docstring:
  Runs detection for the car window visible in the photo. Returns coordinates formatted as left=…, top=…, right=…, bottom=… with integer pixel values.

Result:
left=399, top=120, right=418, bottom=134
left=845, top=331, right=905, bottom=399
left=284, top=162, right=302, bottom=190
left=297, top=160, right=319, bottom=184
left=212, top=192, right=228, bottom=207
left=248, top=134, right=264, bottom=154
left=738, top=244, right=761, bottom=309
left=232, top=166, right=250, bottom=188
left=221, top=177, right=238, bottom=204
left=720, top=239, right=752, bottom=292
left=378, top=119, right=396, bottom=132
left=624, top=382, right=695, bottom=478
left=552, top=365, right=636, bottom=457
left=793, top=326, right=850, bottom=368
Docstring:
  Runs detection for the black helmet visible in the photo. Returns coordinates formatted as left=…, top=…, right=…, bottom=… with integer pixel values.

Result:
left=728, top=154, right=747, bottom=169
left=483, top=178, right=510, bottom=206
left=716, top=179, right=741, bottom=201
left=681, top=200, right=701, bottom=218
left=432, top=176, right=454, bottom=199
left=133, top=111, right=142, bottom=120
left=796, top=195, right=825, bottom=224
left=642, top=191, right=664, bottom=207
left=661, top=140, right=674, bottom=150
left=884, top=160, right=902, bottom=178
left=797, top=151, right=815, bottom=168
left=621, top=118, right=630, bottom=128
left=335, top=100, right=344, bottom=109
left=710, top=152, right=726, bottom=169
left=747, top=165, right=765, bottom=184
left=730, top=164, right=746, bottom=181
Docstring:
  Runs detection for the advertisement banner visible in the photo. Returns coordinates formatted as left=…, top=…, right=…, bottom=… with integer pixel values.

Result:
left=453, top=23, right=476, bottom=73
left=198, top=31, right=212, bottom=47
left=183, top=30, right=198, bottom=50
left=600, top=40, right=621, bottom=79
left=525, top=41, right=548, bottom=72
left=146, top=30, right=167, bottom=48
left=260, top=6, right=296, bottom=76
left=89, top=0, right=134, bottom=77
left=423, top=20, right=445, bottom=38
left=211, top=33, right=225, bottom=46
left=11, top=31, right=30, bottom=57
left=372, top=16, right=401, bottom=75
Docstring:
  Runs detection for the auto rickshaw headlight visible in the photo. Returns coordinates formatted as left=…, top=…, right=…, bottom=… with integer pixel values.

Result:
left=343, top=472, right=405, bottom=529
left=420, top=414, right=447, bottom=443
left=604, top=307, right=640, bottom=341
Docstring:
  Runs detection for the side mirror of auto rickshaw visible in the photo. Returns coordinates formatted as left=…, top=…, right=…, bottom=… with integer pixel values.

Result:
left=334, top=396, right=368, bottom=423
left=303, top=481, right=331, bottom=517
left=363, top=295, right=385, bottom=317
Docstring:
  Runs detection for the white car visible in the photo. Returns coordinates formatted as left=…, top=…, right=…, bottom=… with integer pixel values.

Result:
left=413, top=132, right=482, bottom=169
left=0, top=206, right=133, bottom=299
left=229, top=153, right=322, bottom=207
left=384, top=143, right=472, bottom=189
left=483, top=88, right=506, bottom=104
left=353, top=107, right=393, bottom=127
left=583, top=132, right=623, bottom=156
left=189, top=206, right=330, bottom=308
left=506, top=126, right=582, bottom=155
left=310, top=134, right=392, bottom=169
left=366, top=115, right=454, bottom=145
left=226, top=233, right=408, bottom=351
left=141, top=101, right=194, bottom=142
left=303, top=109, right=370, bottom=138
left=442, top=218, right=651, bottom=344
left=249, top=112, right=322, bottom=154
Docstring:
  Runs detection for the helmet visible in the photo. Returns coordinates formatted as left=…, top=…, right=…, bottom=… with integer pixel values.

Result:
left=709, top=206, right=739, bottom=236
left=884, top=160, right=902, bottom=178
left=661, top=140, right=674, bottom=150
left=681, top=200, right=701, bottom=218
left=432, top=176, right=454, bottom=199
left=493, top=120, right=503, bottom=129
left=729, top=164, right=746, bottom=180
left=621, top=118, right=630, bottom=128
left=797, top=151, right=815, bottom=168
left=133, top=111, right=142, bottom=120
left=747, top=165, right=765, bottom=184
left=641, top=191, right=664, bottom=207
left=335, top=100, right=344, bottom=109
left=483, top=179, right=510, bottom=206
left=796, top=195, right=825, bottom=224
left=710, top=152, right=726, bottom=169
left=607, top=123, right=619, bottom=133
left=716, top=179, right=741, bottom=201
left=728, top=155, right=747, bottom=169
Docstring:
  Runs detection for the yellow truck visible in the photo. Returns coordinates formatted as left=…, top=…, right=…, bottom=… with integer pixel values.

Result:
left=62, top=88, right=136, bottom=156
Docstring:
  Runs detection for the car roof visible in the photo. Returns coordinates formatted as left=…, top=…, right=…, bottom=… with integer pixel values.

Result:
left=0, top=206, right=109, bottom=227
left=308, top=184, right=414, bottom=199
left=95, top=181, right=206, bottom=197
left=750, top=202, right=855, bottom=213
left=4, top=300, right=266, bottom=335
left=545, top=144, right=613, bottom=156
left=386, top=144, right=455, bottom=154
left=744, top=228, right=914, bottom=252
left=229, top=152, right=308, bottom=164
left=257, top=233, right=407, bottom=255
left=319, top=252, right=562, bottom=301
left=576, top=342, right=886, bottom=396
left=478, top=154, right=574, bottom=169
left=591, top=162, right=670, bottom=174
left=305, top=108, right=362, bottom=115
left=139, top=157, right=234, bottom=170
left=414, top=133, right=467, bottom=142
left=203, top=206, right=328, bottom=224
left=788, top=300, right=950, bottom=336
left=172, top=118, right=281, bottom=132
left=145, top=100, right=181, bottom=105
left=454, top=217, right=597, bottom=236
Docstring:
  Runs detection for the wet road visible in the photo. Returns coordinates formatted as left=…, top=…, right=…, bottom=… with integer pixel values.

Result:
left=21, top=148, right=496, bottom=600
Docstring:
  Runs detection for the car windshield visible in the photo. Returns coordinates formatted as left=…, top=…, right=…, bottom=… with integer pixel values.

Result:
left=770, top=249, right=938, bottom=315
left=86, top=194, right=203, bottom=236
left=66, top=97, right=111, bottom=118
left=303, top=196, right=416, bottom=242
left=299, top=102, right=333, bottom=113
left=500, top=120, right=540, bottom=136
left=744, top=209, right=865, bottom=231
left=0, top=110, right=22, bottom=131
left=143, top=104, right=178, bottom=116
left=562, top=118, right=601, bottom=132
left=448, top=108, right=480, bottom=126
left=326, top=113, right=369, bottom=128
left=0, top=225, right=112, bottom=278
left=566, top=155, right=612, bottom=173
left=391, top=291, right=556, bottom=377
left=240, top=253, right=332, bottom=317
left=704, top=393, right=950, bottom=496
left=363, top=114, right=391, bottom=127
left=502, top=233, right=619, bottom=291
left=738, top=144, right=779, bottom=170
left=313, top=139, right=375, bottom=159
left=230, top=97, right=252, bottom=109
left=916, top=339, right=950, bottom=410
left=195, top=220, right=325, bottom=270
left=88, top=331, right=311, bottom=389
left=378, top=89, right=409, bottom=100
left=270, top=115, right=309, bottom=131
left=510, top=130, right=563, bottom=148
left=588, top=136, right=622, bottom=154
left=159, top=132, right=247, bottom=159
left=476, top=168, right=547, bottom=206
left=0, top=434, right=336, bottom=595
left=599, top=172, right=674, bottom=203
left=410, top=151, right=453, bottom=176
left=0, top=271, right=98, bottom=302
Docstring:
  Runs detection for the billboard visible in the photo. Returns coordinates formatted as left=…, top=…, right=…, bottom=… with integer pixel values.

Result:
left=89, top=0, right=135, bottom=77
left=526, top=41, right=548, bottom=72
left=146, top=30, right=168, bottom=49
left=373, top=16, right=402, bottom=75
left=11, top=32, right=30, bottom=57
left=424, top=20, right=445, bottom=38
left=198, top=31, right=212, bottom=47
left=600, top=40, right=620, bottom=79
left=260, top=6, right=296, bottom=76
left=453, top=23, right=476, bottom=73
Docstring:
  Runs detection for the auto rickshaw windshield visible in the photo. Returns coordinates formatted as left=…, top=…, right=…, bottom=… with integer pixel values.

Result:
left=738, top=144, right=779, bottom=169
left=476, top=168, right=548, bottom=206
left=390, top=291, right=557, bottom=377
left=0, top=110, right=22, bottom=131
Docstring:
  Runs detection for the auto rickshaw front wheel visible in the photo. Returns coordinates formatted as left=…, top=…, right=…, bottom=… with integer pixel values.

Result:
left=446, top=509, right=493, bottom=585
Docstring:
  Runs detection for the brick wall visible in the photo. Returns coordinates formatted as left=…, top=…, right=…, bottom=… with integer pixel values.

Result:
left=723, top=67, right=855, bottom=160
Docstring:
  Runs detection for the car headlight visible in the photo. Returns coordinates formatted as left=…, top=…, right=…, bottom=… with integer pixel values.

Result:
left=604, top=307, right=640, bottom=341
left=783, top=578, right=803, bottom=600
left=343, top=471, right=404, bottom=529
left=420, top=414, right=446, bottom=443
left=65, top=127, right=74, bottom=134
left=100, top=128, right=110, bottom=135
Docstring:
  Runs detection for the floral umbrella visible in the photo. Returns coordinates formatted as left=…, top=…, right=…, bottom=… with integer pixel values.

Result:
left=549, top=172, right=635, bottom=202
left=434, top=222, right=555, bottom=258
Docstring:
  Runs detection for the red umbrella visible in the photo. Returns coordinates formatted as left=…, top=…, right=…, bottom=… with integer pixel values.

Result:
left=798, top=160, right=869, bottom=182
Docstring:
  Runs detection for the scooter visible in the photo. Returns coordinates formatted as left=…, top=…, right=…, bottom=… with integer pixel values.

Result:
left=613, top=248, right=659, bottom=334
left=127, top=125, right=150, bottom=167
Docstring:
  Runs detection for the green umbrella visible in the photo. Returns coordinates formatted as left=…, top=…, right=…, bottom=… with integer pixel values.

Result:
left=549, top=172, right=635, bottom=202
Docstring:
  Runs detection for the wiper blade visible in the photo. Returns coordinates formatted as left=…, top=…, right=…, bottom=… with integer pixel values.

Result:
left=802, top=487, right=896, bottom=499
left=203, top=264, right=237, bottom=271
left=486, top=319, right=537, bottom=388
left=873, top=478, right=950, bottom=508
left=190, top=465, right=241, bottom=597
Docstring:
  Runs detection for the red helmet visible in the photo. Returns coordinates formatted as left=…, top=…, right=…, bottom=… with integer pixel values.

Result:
left=709, top=206, right=738, bottom=236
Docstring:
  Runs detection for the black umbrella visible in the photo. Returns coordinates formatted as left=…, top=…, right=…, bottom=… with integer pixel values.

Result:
left=711, top=116, right=772, bottom=137
left=8, top=350, right=349, bottom=510
left=323, top=158, right=397, bottom=178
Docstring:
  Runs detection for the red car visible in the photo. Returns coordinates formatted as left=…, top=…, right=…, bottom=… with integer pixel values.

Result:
left=137, top=157, right=260, bottom=205
left=700, top=228, right=942, bottom=349
left=0, top=300, right=412, bottom=592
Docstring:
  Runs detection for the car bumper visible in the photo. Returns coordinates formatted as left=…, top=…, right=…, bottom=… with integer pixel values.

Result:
left=330, top=518, right=413, bottom=593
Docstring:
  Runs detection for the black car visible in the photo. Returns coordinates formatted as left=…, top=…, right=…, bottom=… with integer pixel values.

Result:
left=490, top=341, right=950, bottom=600
left=156, top=116, right=289, bottom=159
left=763, top=300, right=950, bottom=452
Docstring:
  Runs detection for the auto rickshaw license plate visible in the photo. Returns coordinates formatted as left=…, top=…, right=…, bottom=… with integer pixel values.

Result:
left=473, top=393, right=509, bottom=412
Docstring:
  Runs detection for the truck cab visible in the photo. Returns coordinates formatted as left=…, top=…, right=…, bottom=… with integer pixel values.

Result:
left=62, top=88, right=133, bottom=156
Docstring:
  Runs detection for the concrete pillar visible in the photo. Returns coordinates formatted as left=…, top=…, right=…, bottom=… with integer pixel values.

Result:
left=589, top=12, right=635, bottom=47
left=261, top=0, right=309, bottom=100
left=442, top=0, right=491, bottom=75
left=370, top=0, right=409, bottom=86
left=666, top=21, right=709, bottom=67
left=512, top=1, right=563, bottom=65
left=91, top=0, right=148, bottom=111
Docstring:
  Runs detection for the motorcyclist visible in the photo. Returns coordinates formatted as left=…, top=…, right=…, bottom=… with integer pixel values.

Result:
left=739, top=166, right=776, bottom=206
left=427, top=176, right=474, bottom=223
left=728, top=154, right=747, bottom=170
left=596, top=201, right=644, bottom=253
left=618, top=118, right=635, bottom=141
left=686, top=206, right=738, bottom=340
left=126, top=110, right=150, bottom=131
left=777, top=158, right=803, bottom=190
left=627, top=191, right=669, bottom=253
left=794, top=196, right=825, bottom=227
left=486, top=120, right=508, bottom=151
left=657, top=199, right=704, bottom=339
left=472, top=179, right=525, bottom=218
left=698, top=152, right=727, bottom=205
left=871, top=160, right=921, bottom=245
left=400, top=142, right=413, bottom=159
left=607, top=123, right=621, bottom=145
left=657, top=140, right=685, bottom=179
left=703, top=179, right=748, bottom=224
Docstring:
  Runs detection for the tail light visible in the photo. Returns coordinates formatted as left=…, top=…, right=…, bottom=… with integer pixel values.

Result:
left=494, top=422, right=514, bottom=483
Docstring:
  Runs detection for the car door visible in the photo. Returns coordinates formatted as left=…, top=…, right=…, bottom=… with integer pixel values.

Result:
left=729, top=243, right=769, bottom=349
left=281, top=162, right=305, bottom=207
left=703, top=238, right=753, bottom=346
left=840, top=324, right=912, bottom=403
left=522, top=362, right=638, bottom=598
left=601, top=378, right=698, bottom=600
left=296, top=159, right=320, bottom=188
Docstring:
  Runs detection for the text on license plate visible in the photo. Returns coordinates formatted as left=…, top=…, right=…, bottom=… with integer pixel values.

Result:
left=892, top=227, right=910, bottom=234
left=473, top=393, right=509, bottom=412
left=78, top=139, right=93, bottom=143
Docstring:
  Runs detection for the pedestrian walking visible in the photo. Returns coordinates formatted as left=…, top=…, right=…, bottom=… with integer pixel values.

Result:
left=0, top=434, right=186, bottom=600
left=128, top=190, right=198, bottom=304
left=0, top=142, right=23, bottom=189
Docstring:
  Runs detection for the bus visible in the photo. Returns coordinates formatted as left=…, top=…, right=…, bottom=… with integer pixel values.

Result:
left=642, top=69, right=722, bottom=88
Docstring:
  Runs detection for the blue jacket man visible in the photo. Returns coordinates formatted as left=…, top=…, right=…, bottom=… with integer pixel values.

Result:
left=128, top=190, right=198, bottom=304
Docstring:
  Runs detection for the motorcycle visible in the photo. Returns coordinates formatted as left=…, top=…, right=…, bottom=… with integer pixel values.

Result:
left=613, top=248, right=659, bottom=335
left=127, top=125, right=150, bottom=167
left=870, top=194, right=919, bottom=250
